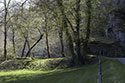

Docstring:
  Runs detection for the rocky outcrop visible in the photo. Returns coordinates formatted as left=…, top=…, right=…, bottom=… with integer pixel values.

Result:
left=106, top=1, right=125, bottom=47
left=88, top=41, right=125, bottom=57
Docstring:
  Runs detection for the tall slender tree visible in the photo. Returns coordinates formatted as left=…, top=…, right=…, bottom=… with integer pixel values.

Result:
left=3, top=0, right=11, bottom=60
left=56, top=0, right=66, bottom=57
left=12, top=28, right=16, bottom=54
left=44, top=14, right=51, bottom=58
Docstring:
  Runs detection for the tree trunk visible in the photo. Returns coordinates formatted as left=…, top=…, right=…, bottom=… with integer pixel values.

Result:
left=45, top=26, right=51, bottom=58
left=12, top=29, right=16, bottom=54
left=4, top=0, right=7, bottom=60
left=26, top=39, right=30, bottom=57
left=83, top=0, right=92, bottom=54
left=65, top=26, right=76, bottom=63
left=21, top=39, right=27, bottom=57
left=57, top=0, right=75, bottom=60
left=57, top=0, right=65, bottom=57
left=59, top=30, right=65, bottom=57
left=75, top=0, right=84, bottom=64
left=44, top=15, right=51, bottom=58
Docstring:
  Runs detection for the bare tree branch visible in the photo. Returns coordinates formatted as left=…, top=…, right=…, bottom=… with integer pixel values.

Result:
left=7, top=0, right=11, bottom=9
left=20, top=0, right=28, bottom=7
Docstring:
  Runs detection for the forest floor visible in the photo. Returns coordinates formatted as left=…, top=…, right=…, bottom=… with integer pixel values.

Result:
left=0, top=58, right=125, bottom=83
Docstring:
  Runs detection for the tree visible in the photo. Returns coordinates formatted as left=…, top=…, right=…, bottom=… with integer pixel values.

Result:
left=56, top=0, right=66, bottom=57
left=7, top=1, right=44, bottom=58
left=44, top=14, right=51, bottom=58
left=83, top=0, right=92, bottom=60
left=3, top=0, right=11, bottom=60
left=75, top=0, right=84, bottom=64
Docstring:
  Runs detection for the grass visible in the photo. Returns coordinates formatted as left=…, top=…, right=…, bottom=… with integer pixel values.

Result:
left=0, top=58, right=125, bottom=83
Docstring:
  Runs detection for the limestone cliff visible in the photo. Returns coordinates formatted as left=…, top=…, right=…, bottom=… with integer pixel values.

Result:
left=106, top=0, right=125, bottom=47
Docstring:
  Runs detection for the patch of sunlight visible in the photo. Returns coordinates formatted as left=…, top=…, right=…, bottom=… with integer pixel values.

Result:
left=0, top=69, right=56, bottom=76
left=87, top=55, right=96, bottom=57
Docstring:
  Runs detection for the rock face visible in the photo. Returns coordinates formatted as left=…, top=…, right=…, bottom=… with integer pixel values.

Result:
left=106, top=0, right=125, bottom=47
left=88, top=41, right=125, bottom=57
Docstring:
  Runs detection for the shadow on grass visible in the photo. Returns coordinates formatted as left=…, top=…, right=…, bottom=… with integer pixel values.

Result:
left=0, top=65, right=98, bottom=83
left=1, top=59, right=124, bottom=83
left=0, top=68, right=80, bottom=83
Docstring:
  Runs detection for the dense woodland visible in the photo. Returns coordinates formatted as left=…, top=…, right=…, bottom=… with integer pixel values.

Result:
left=0, top=0, right=125, bottom=82
left=0, top=0, right=125, bottom=63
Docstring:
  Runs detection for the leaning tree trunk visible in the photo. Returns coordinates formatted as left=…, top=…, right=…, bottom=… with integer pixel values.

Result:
left=25, top=34, right=43, bottom=57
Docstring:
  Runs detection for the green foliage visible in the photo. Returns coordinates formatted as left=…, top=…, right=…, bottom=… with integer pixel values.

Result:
left=0, top=60, right=31, bottom=71
left=0, top=54, right=18, bottom=64
left=26, top=58, right=71, bottom=71
left=0, top=55, right=5, bottom=64
left=0, top=57, right=72, bottom=71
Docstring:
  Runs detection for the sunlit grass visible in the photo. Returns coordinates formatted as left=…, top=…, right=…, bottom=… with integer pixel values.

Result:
left=87, top=54, right=96, bottom=57
left=0, top=69, right=51, bottom=76
left=0, top=58, right=125, bottom=83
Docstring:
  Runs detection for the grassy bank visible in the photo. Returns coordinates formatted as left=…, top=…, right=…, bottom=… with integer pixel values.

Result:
left=0, top=58, right=125, bottom=83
